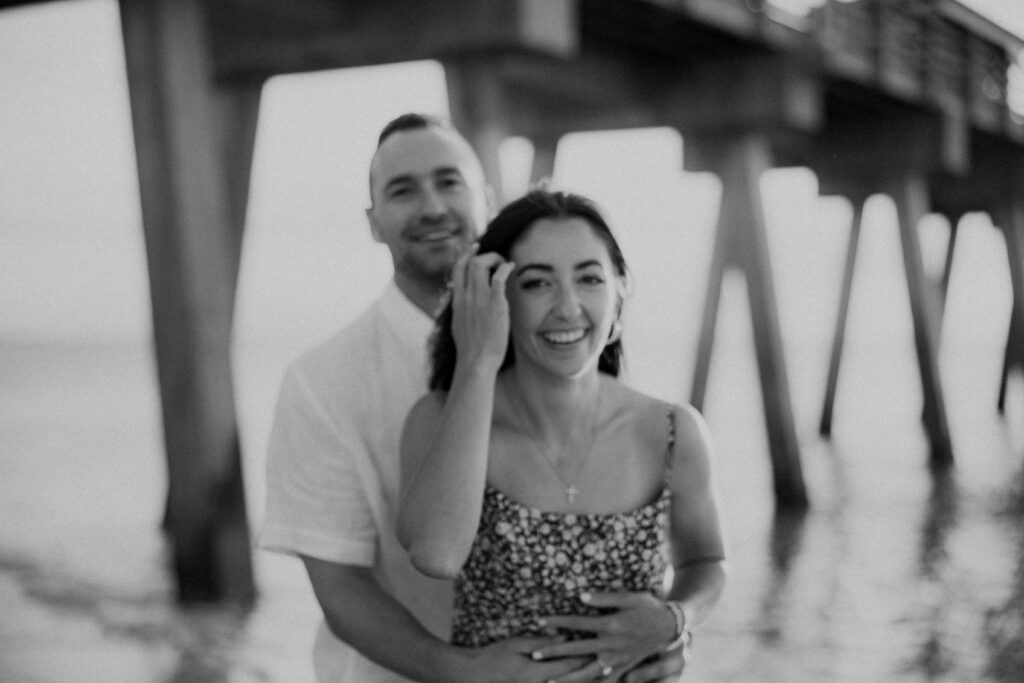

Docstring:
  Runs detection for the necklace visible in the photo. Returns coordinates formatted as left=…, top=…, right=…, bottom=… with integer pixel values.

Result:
left=510, top=384, right=602, bottom=504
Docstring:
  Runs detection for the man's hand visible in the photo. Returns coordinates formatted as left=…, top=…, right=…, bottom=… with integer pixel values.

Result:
left=454, top=637, right=591, bottom=683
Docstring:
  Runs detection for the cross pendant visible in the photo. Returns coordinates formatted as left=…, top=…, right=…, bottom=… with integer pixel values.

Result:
left=565, top=485, right=578, bottom=503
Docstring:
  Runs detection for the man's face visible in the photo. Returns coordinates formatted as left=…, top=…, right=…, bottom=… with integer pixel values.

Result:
left=367, top=127, right=488, bottom=288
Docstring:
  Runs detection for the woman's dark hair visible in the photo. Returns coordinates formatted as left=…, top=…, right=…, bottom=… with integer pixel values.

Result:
left=429, top=190, right=628, bottom=391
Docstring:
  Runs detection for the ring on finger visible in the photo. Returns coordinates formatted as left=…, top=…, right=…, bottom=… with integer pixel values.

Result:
left=595, top=657, right=613, bottom=677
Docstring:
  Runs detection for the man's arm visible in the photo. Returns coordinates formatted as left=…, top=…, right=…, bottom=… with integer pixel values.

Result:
left=302, top=556, right=588, bottom=683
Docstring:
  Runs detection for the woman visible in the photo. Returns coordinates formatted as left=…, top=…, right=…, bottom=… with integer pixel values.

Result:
left=397, top=190, right=726, bottom=680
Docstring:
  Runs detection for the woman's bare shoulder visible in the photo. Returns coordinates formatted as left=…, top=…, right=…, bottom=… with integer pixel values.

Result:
left=603, top=382, right=679, bottom=451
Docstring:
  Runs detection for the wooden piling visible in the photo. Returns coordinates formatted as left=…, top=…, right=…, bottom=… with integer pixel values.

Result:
left=690, top=135, right=809, bottom=510
left=118, top=0, right=257, bottom=603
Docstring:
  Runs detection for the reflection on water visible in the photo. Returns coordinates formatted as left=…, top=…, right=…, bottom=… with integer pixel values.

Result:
left=984, top=466, right=1024, bottom=682
left=0, top=343, right=316, bottom=682
left=918, top=469, right=958, bottom=580
left=756, top=508, right=808, bottom=647
left=911, top=470, right=959, bottom=679
left=0, top=550, right=255, bottom=683
left=1, top=342, right=1022, bottom=682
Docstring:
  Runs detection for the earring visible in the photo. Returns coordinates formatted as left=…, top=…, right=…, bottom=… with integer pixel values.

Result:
left=608, top=320, right=622, bottom=344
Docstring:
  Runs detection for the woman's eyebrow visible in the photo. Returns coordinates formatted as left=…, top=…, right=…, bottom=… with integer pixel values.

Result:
left=515, top=259, right=604, bottom=276
left=515, top=263, right=553, bottom=277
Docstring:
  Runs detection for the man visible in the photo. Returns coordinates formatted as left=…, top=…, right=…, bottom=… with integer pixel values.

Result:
left=261, top=113, right=686, bottom=681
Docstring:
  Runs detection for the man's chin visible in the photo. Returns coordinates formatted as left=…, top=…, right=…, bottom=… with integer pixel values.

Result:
left=428, top=241, right=472, bottom=263
left=410, top=258, right=459, bottom=285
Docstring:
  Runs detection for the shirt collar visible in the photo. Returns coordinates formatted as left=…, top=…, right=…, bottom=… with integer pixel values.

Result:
left=380, top=279, right=437, bottom=351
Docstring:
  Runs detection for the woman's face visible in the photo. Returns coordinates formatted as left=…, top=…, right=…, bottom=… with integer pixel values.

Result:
left=506, top=216, right=620, bottom=380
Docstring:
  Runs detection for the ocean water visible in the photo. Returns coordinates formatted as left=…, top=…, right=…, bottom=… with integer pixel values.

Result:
left=3, top=138, right=1024, bottom=681
left=2, top=305, right=1022, bottom=682
left=3, top=166, right=1024, bottom=679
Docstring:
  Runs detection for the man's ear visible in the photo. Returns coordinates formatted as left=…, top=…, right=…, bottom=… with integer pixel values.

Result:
left=366, top=206, right=384, bottom=244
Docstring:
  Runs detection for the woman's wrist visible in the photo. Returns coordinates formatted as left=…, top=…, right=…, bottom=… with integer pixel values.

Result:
left=452, top=353, right=503, bottom=385
left=663, top=600, right=692, bottom=651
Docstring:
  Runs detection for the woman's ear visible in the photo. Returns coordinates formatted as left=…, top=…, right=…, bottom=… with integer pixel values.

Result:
left=607, top=280, right=627, bottom=343
left=607, top=319, right=623, bottom=344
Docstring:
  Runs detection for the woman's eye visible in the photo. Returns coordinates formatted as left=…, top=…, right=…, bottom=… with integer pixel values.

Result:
left=580, top=274, right=606, bottom=285
left=520, top=279, right=549, bottom=290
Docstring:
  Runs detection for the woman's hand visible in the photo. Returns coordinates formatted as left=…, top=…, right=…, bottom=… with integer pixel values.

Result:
left=529, top=591, right=679, bottom=681
left=450, top=244, right=515, bottom=373
left=450, top=636, right=593, bottom=683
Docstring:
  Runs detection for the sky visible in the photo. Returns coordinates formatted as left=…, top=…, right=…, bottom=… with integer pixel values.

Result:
left=0, top=0, right=1020, bottom=370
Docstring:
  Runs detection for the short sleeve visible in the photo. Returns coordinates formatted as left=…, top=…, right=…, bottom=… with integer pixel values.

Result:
left=259, top=365, right=377, bottom=566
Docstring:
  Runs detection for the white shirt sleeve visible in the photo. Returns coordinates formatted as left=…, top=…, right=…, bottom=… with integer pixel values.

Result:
left=260, top=363, right=377, bottom=566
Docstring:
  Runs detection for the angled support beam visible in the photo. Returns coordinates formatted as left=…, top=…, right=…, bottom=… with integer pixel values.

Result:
left=689, top=134, right=808, bottom=510
left=888, top=173, right=954, bottom=469
left=690, top=186, right=731, bottom=414
left=997, top=200, right=1024, bottom=415
left=819, top=190, right=869, bottom=436
left=119, top=0, right=259, bottom=603
left=938, top=216, right=961, bottom=323
left=923, top=211, right=960, bottom=427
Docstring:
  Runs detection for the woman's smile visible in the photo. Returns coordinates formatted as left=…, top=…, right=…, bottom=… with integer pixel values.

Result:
left=540, top=327, right=590, bottom=345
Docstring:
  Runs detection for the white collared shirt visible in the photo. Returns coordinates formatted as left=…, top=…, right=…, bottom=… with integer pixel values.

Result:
left=261, top=281, right=452, bottom=682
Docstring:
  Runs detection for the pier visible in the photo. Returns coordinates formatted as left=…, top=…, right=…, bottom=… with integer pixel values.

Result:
left=2, top=0, right=1021, bottom=605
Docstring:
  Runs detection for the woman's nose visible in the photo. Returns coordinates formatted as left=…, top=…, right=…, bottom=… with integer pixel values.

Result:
left=553, top=285, right=582, bottom=319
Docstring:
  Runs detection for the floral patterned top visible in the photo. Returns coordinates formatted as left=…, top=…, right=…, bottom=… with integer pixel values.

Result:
left=451, top=470, right=674, bottom=646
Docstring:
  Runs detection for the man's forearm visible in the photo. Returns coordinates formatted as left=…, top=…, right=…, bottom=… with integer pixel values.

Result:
left=302, top=557, right=594, bottom=683
left=301, top=557, right=467, bottom=682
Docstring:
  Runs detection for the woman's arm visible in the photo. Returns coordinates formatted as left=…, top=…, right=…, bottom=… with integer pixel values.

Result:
left=663, top=403, right=727, bottom=628
left=396, top=249, right=515, bottom=579
left=397, top=379, right=495, bottom=578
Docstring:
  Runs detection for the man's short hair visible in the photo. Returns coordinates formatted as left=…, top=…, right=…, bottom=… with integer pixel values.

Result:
left=377, top=113, right=455, bottom=147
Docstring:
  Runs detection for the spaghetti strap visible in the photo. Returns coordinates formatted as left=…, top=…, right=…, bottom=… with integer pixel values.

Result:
left=665, top=404, right=677, bottom=473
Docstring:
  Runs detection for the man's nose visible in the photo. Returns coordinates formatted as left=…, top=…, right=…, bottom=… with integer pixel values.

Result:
left=419, top=186, right=447, bottom=219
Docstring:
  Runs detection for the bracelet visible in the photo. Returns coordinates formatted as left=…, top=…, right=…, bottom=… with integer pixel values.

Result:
left=663, top=601, right=692, bottom=651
